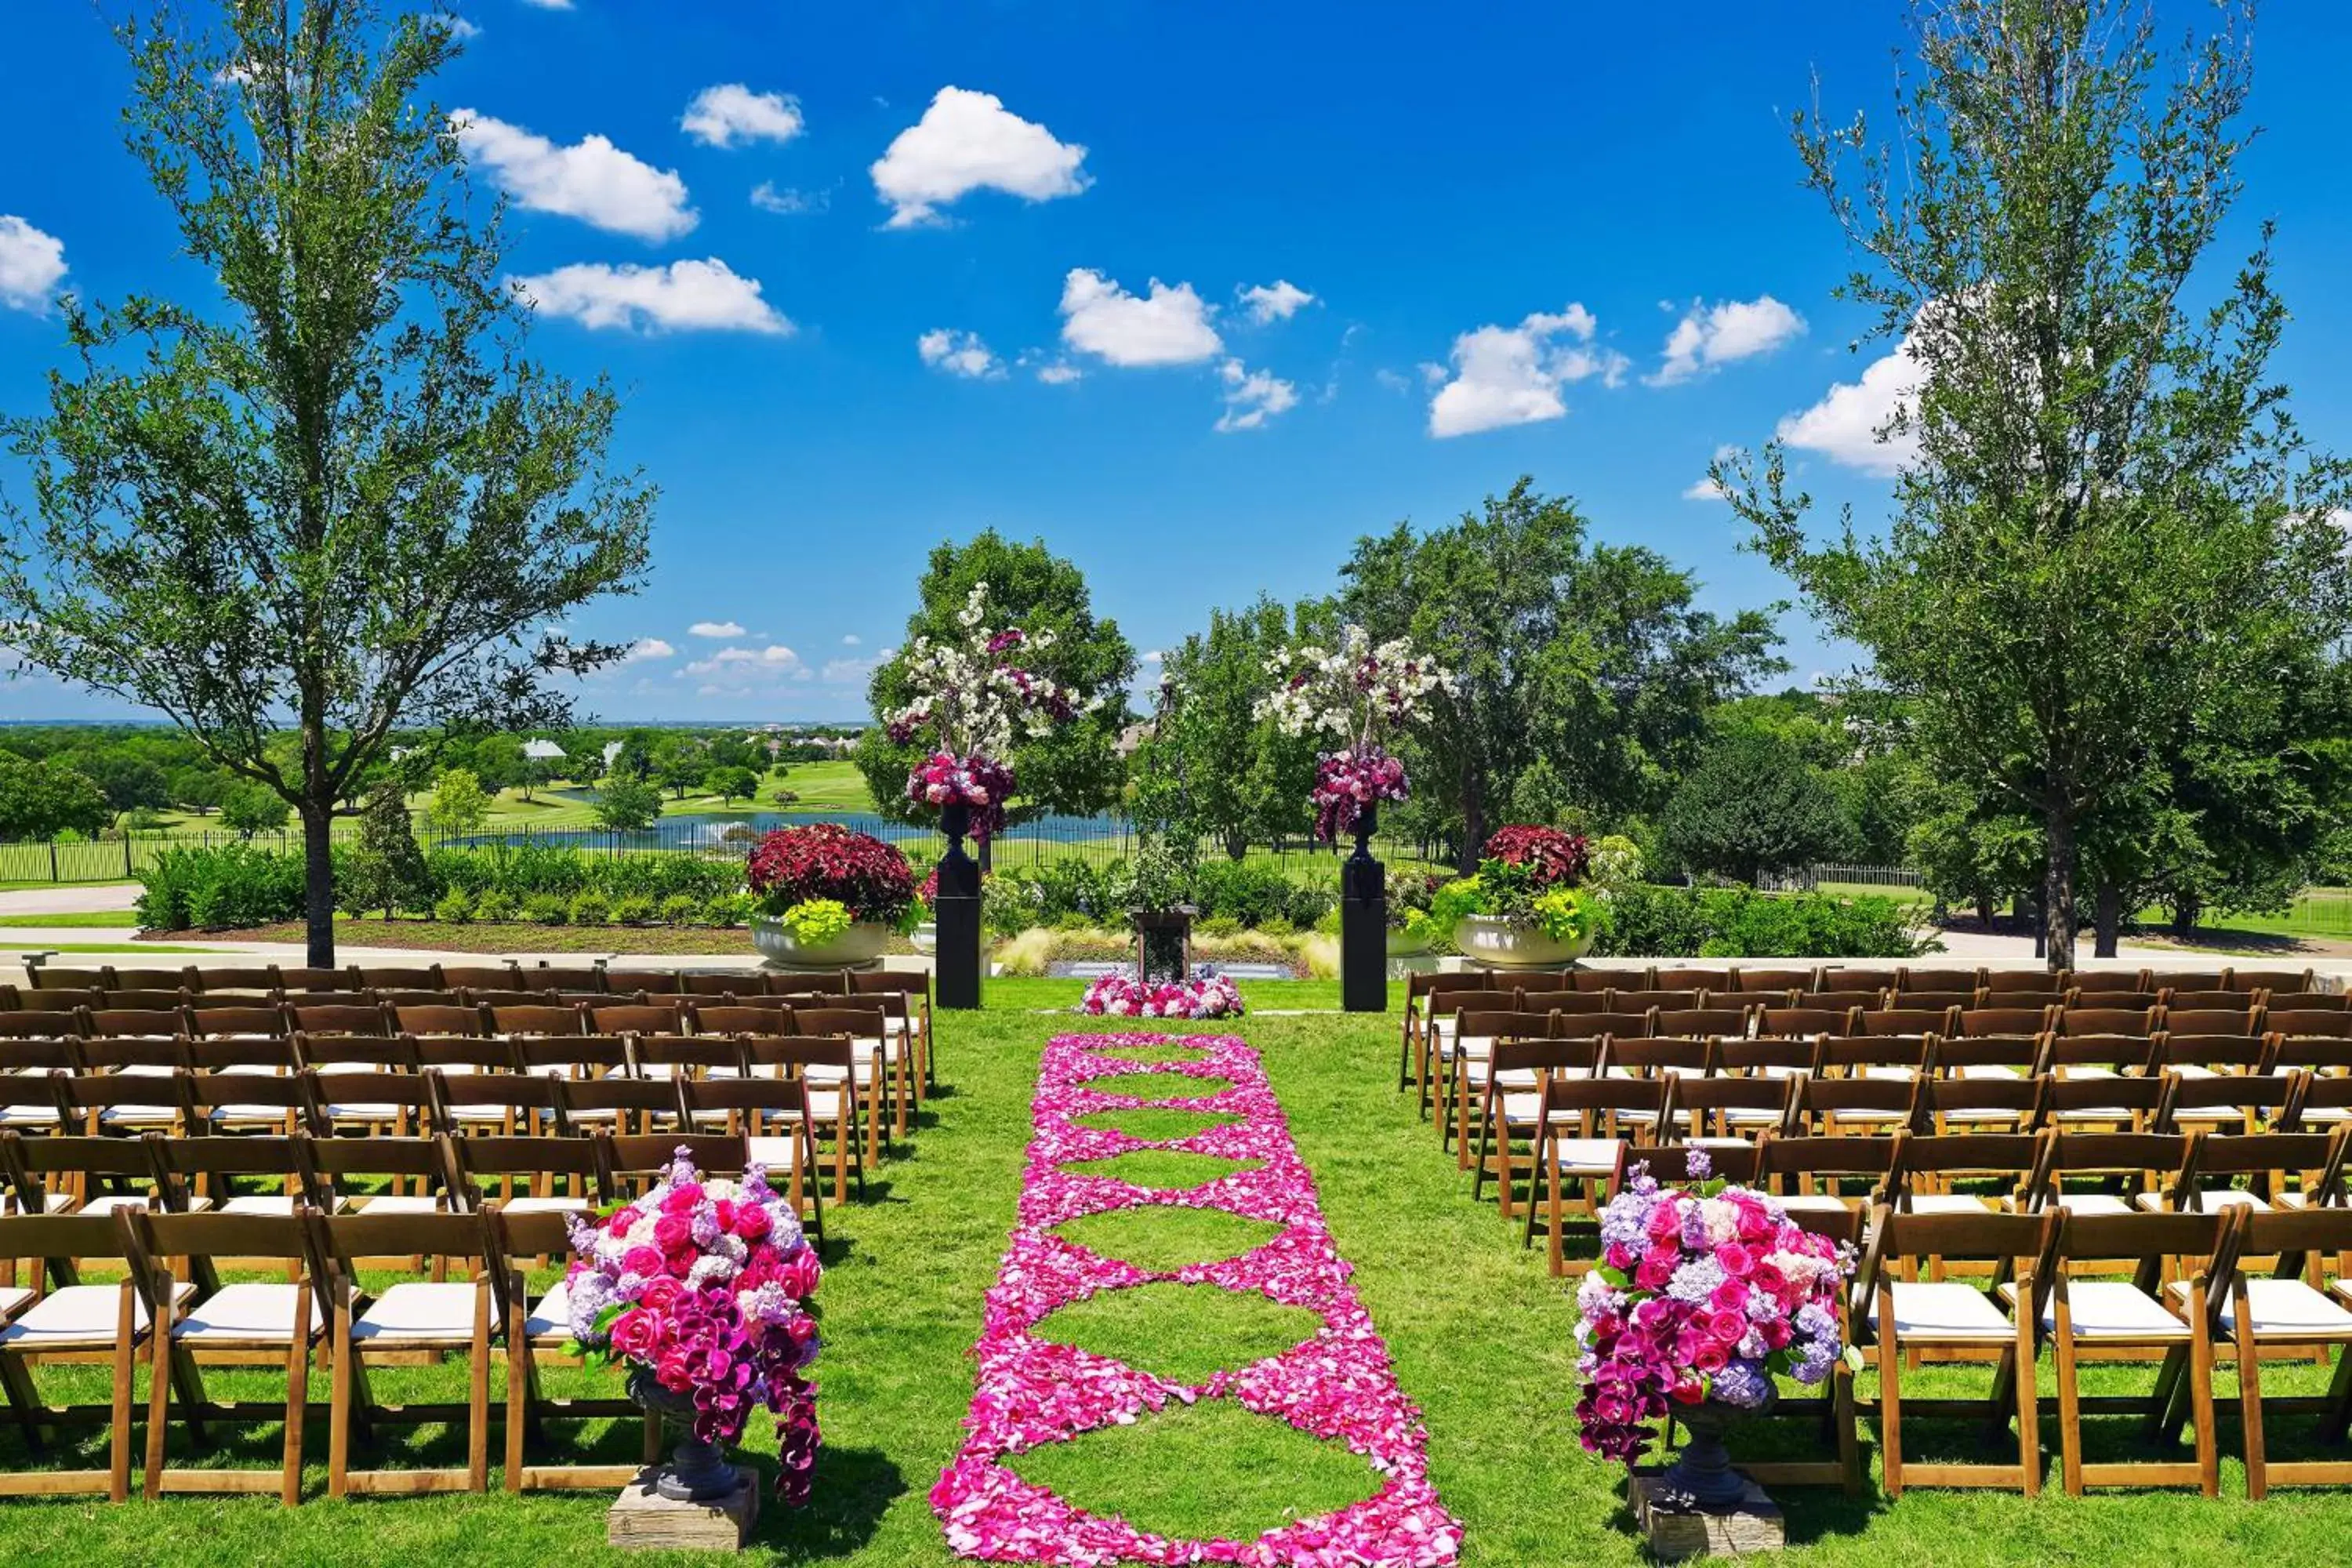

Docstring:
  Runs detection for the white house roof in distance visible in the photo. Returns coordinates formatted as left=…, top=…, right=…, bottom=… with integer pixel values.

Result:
left=521, top=739, right=566, bottom=760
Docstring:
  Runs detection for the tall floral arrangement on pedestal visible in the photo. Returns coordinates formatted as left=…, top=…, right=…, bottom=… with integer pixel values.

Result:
left=567, top=1149, right=824, bottom=1503
left=885, top=583, right=1088, bottom=842
left=1572, top=1151, right=1856, bottom=1465
left=1255, top=625, right=1451, bottom=842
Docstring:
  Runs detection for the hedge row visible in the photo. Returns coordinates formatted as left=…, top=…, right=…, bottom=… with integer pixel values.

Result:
left=1591, top=884, right=1933, bottom=959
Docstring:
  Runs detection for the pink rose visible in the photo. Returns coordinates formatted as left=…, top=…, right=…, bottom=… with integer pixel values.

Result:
left=662, top=1182, right=705, bottom=1214
left=653, top=1214, right=693, bottom=1252
left=1645, top=1202, right=1682, bottom=1240
left=735, top=1204, right=773, bottom=1243
left=656, top=1349, right=692, bottom=1391
left=1707, top=1311, right=1747, bottom=1347
left=1709, top=1280, right=1750, bottom=1316
left=639, top=1277, right=680, bottom=1313
left=779, top=1247, right=820, bottom=1298
left=622, top=1245, right=663, bottom=1278
left=1715, top=1242, right=1755, bottom=1278
left=609, top=1309, right=656, bottom=1357
left=1693, top=1344, right=1729, bottom=1374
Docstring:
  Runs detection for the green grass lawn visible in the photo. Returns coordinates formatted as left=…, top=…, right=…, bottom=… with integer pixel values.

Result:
left=0, top=910, right=142, bottom=929
left=1, top=1005, right=2348, bottom=1563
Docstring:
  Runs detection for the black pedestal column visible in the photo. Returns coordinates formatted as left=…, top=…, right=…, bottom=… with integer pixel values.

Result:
left=935, top=802, right=983, bottom=1010
left=1338, top=805, right=1386, bottom=1013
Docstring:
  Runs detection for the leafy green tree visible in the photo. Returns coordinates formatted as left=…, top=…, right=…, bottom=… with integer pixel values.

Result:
left=170, top=766, right=227, bottom=816
left=1340, top=477, right=1784, bottom=870
left=1148, top=595, right=1320, bottom=859
left=0, top=2, right=653, bottom=964
left=425, top=767, right=491, bottom=837
left=0, top=752, right=114, bottom=840
left=220, top=782, right=291, bottom=838
left=341, top=779, right=429, bottom=918
left=467, top=735, right=528, bottom=795
left=855, top=529, right=1136, bottom=858
left=648, top=735, right=705, bottom=800
left=1657, top=729, right=1853, bottom=885
left=590, top=774, right=662, bottom=832
left=1717, top=0, right=2352, bottom=968
left=704, top=765, right=760, bottom=805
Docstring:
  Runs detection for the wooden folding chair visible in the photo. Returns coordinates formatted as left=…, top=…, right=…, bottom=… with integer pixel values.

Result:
left=2024, top=1210, right=2225, bottom=1495
left=1860, top=1205, right=2053, bottom=1496
left=391, top=1003, right=492, bottom=1038
left=1891, top=990, right=1980, bottom=1014
left=1755, top=1006, right=1858, bottom=1040
left=1982, top=967, right=2069, bottom=996
left=488, top=1004, right=590, bottom=1037
left=1857, top=1008, right=1958, bottom=1039
left=743, top=1035, right=864, bottom=1200
left=1790, top=1076, right=1922, bottom=1139
left=49, top=1066, right=190, bottom=1141
left=1450, top=1008, right=1559, bottom=1174
left=677, top=1076, right=824, bottom=1242
left=599, top=1132, right=750, bottom=1200
left=296, top=1035, right=426, bottom=1134
left=448, top=1135, right=606, bottom=1218
left=184, top=1035, right=304, bottom=1132
left=1523, top=1076, right=1668, bottom=1274
left=82, top=1006, right=192, bottom=1040
left=1468, top=1029, right=1599, bottom=1217
left=2, top=1128, right=196, bottom=1222
left=853, top=970, right=937, bottom=1092
left=482, top=1203, right=655, bottom=1493
left=1418, top=986, right=1520, bottom=1125
left=1757, top=1134, right=1901, bottom=1221
left=1735, top=966, right=1820, bottom=998
left=1655, top=1006, right=1756, bottom=1040
left=439, top=964, right=522, bottom=993
left=1606, top=989, right=1701, bottom=1014
left=132, top=1208, right=328, bottom=1504
left=1714, top=1202, right=1871, bottom=1496
left=1664, top=1075, right=1798, bottom=1150
left=2194, top=1207, right=2352, bottom=1496
left=521, top=965, right=608, bottom=994
left=2147, top=1129, right=2345, bottom=1217
left=556, top=1075, right=690, bottom=1139
left=2041, top=1033, right=2159, bottom=1130
left=1956, top=1006, right=2055, bottom=1039
left=1653, top=967, right=1736, bottom=993
left=426, top=1069, right=568, bottom=1140
left=0, top=1210, right=168, bottom=1500
left=278, top=967, right=366, bottom=995
left=309, top=1208, right=493, bottom=1496
left=1889, top=1132, right=2042, bottom=1220
left=796, top=1004, right=906, bottom=1149
left=2153, top=1072, right=2297, bottom=1138
left=2020, top=1131, right=2188, bottom=1220
left=589, top=1000, right=695, bottom=1040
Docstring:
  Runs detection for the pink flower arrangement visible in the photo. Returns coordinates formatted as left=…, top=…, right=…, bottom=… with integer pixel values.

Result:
left=1572, top=1150, right=1855, bottom=1465
left=566, top=1150, right=824, bottom=1503
left=1080, top=971, right=1246, bottom=1019
left=908, top=750, right=1020, bottom=843
left=930, top=1034, right=1461, bottom=1565
left=1309, top=746, right=1409, bottom=844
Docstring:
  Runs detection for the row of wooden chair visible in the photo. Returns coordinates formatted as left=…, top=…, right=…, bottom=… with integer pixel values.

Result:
left=15, top=959, right=926, bottom=1000
left=0, top=1145, right=756, bottom=1505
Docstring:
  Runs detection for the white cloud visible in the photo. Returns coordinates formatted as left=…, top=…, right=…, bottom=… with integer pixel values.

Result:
left=688, top=621, right=746, bottom=638
left=517, top=0, right=571, bottom=9
left=869, top=86, right=1089, bottom=228
left=1776, top=332, right=1924, bottom=476
left=1059, top=268, right=1221, bottom=367
left=682, top=84, right=804, bottom=149
left=821, top=655, right=883, bottom=684
left=916, top=328, right=1001, bottom=379
left=1681, top=444, right=1737, bottom=501
left=442, top=16, right=482, bottom=39
left=511, top=259, right=790, bottom=335
left=685, top=644, right=809, bottom=683
left=1033, top=359, right=1083, bottom=385
left=1238, top=280, right=1315, bottom=324
left=1426, top=304, right=1628, bottom=438
left=1373, top=368, right=1410, bottom=394
left=840, top=633, right=862, bottom=646
left=0, top=216, right=67, bottom=313
left=750, top=182, right=826, bottom=216
left=1649, top=296, right=1806, bottom=386
left=1141, top=649, right=1164, bottom=664
left=619, top=637, right=675, bottom=662
left=450, top=110, right=694, bottom=241
left=1214, top=358, right=1298, bottom=432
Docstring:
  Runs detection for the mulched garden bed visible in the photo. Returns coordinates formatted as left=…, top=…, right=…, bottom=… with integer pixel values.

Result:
left=145, top=919, right=768, bottom=955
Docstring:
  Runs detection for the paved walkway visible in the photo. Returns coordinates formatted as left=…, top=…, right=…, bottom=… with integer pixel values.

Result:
left=0, top=884, right=141, bottom=916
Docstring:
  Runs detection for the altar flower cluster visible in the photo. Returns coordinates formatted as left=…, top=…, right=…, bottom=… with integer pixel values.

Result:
left=886, top=584, right=1091, bottom=840
left=1572, top=1151, right=1856, bottom=1465
left=566, top=1151, right=824, bottom=1502
left=1258, top=625, right=1450, bottom=844
left=907, top=751, right=1019, bottom=843
left=1079, top=968, right=1245, bottom=1018
left=1309, top=746, right=1409, bottom=844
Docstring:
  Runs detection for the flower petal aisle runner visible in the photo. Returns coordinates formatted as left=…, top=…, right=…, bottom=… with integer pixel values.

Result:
left=931, top=1034, right=1462, bottom=1566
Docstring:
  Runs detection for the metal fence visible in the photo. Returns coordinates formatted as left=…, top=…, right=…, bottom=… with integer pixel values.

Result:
left=1761, top=863, right=1926, bottom=891
left=0, top=811, right=1440, bottom=884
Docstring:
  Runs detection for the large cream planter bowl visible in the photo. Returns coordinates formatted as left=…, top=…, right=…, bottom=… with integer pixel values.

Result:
left=1452, top=913, right=1592, bottom=968
left=752, top=916, right=890, bottom=968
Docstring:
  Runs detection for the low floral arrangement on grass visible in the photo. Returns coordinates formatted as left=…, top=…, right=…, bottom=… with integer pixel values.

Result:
left=745, top=822, right=917, bottom=933
left=1572, top=1149, right=1857, bottom=1464
left=931, top=1034, right=1461, bottom=1564
left=886, top=583, right=1091, bottom=843
left=1078, top=967, right=1246, bottom=1018
left=1413, top=824, right=1604, bottom=949
left=1258, top=625, right=1450, bottom=844
left=566, top=1149, right=824, bottom=1503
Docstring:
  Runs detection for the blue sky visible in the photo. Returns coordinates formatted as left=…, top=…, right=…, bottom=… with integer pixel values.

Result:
left=3, top=0, right=2350, bottom=723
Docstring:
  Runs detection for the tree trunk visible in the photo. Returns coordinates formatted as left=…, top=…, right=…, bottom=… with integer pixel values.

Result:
left=1456, top=765, right=1485, bottom=877
left=300, top=795, right=336, bottom=967
left=1975, top=893, right=1995, bottom=928
left=2170, top=898, right=2201, bottom=940
left=2042, top=806, right=2077, bottom=973
left=2093, top=879, right=2120, bottom=959
left=1225, top=829, right=1248, bottom=861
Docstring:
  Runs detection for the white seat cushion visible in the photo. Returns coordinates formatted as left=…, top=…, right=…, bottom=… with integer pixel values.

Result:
left=1907, top=1194, right=1996, bottom=1215
left=208, top=1105, right=299, bottom=1126
left=173, top=1282, right=321, bottom=1343
left=325, top=1102, right=411, bottom=1121
left=0, top=1280, right=191, bottom=1345
left=1774, top=1194, right=1852, bottom=1214
left=1871, top=1281, right=2014, bottom=1341
left=0, top=1286, right=31, bottom=1320
left=354, top=1193, right=446, bottom=1215
left=2038, top=1280, right=2189, bottom=1340
left=1548, top=1137, right=1624, bottom=1174
left=0, top=1105, right=56, bottom=1128
left=2134, top=1189, right=2267, bottom=1213
left=2045, top=1192, right=2134, bottom=1217
left=1499, top=1092, right=1541, bottom=1124
left=2191, top=1277, right=2352, bottom=1336
left=524, top=1278, right=572, bottom=1342
left=500, top=1195, right=590, bottom=1214
left=77, top=1193, right=214, bottom=1217
left=352, top=1282, right=479, bottom=1345
left=747, top=1135, right=801, bottom=1170
left=0, top=1190, right=77, bottom=1216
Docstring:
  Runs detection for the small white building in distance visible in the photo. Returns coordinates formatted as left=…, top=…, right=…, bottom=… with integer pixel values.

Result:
left=521, top=739, right=566, bottom=762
